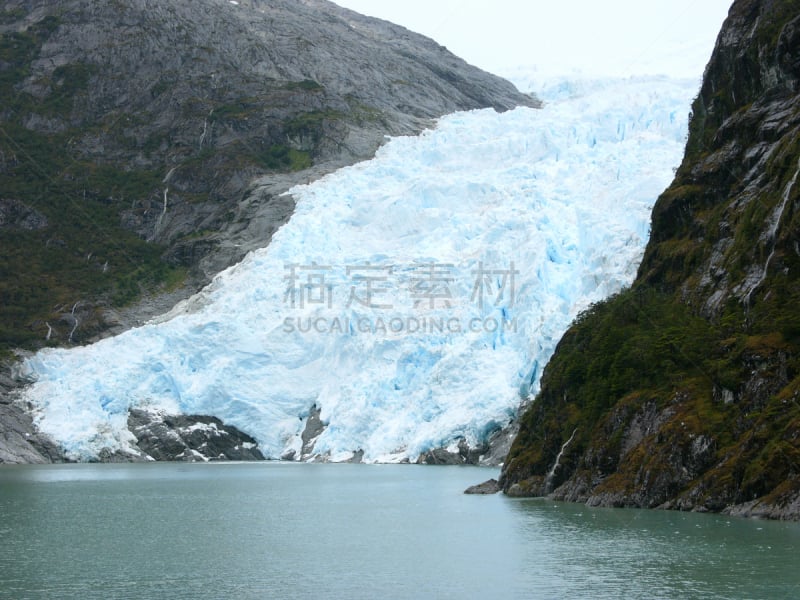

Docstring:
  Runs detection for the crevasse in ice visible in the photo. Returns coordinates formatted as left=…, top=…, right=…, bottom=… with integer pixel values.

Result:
left=21, top=76, right=697, bottom=462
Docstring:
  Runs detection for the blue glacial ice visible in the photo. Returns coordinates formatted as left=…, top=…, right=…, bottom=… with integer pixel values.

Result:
left=21, top=75, right=698, bottom=462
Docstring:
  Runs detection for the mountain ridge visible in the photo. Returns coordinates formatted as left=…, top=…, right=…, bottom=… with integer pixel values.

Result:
left=0, top=0, right=537, bottom=353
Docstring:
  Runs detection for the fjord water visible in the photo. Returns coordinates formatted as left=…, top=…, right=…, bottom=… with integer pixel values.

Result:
left=0, top=464, right=798, bottom=599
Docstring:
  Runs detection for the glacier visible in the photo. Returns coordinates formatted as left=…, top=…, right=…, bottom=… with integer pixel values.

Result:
left=21, top=75, right=698, bottom=462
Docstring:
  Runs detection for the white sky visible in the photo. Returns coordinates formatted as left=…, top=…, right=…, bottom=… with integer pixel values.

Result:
left=331, top=0, right=733, bottom=79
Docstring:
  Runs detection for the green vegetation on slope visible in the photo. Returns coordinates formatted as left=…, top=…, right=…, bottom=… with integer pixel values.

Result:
left=504, top=285, right=800, bottom=507
left=0, top=17, right=185, bottom=353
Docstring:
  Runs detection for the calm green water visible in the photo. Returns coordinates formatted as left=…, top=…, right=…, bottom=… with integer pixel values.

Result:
left=0, top=463, right=798, bottom=599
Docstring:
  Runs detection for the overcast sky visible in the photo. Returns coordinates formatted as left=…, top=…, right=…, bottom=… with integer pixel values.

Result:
left=331, top=0, right=733, bottom=79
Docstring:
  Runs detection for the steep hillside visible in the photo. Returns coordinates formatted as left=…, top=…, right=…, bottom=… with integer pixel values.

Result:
left=501, top=0, right=800, bottom=520
left=0, top=0, right=536, bottom=354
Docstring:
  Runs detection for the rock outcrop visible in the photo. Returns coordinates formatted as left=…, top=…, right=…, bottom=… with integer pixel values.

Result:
left=0, top=367, right=65, bottom=463
left=416, top=425, right=520, bottom=467
left=464, top=479, right=500, bottom=494
left=501, top=0, right=800, bottom=520
left=0, top=401, right=64, bottom=463
left=0, top=199, right=48, bottom=230
left=128, top=409, right=265, bottom=461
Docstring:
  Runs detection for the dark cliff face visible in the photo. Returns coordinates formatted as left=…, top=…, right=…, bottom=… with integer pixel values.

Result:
left=501, top=0, right=800, bottom=520
left=0, top=0, right=537, bottom=353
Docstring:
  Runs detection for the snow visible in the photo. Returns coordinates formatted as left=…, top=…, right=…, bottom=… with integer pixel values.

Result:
left=184, top=421, right=225, bottom=435
left=21, top=74, right=698, bottom=462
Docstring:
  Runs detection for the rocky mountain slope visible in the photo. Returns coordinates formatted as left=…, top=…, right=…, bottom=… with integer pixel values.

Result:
left=501, top=0, right=800, bottom=520
left=0, top=0, right=536, bottom=354
left=0, top=0, right=536, bottom=463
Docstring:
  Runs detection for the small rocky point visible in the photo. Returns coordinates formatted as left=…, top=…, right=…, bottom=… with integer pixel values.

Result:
left=464, top=479, right=501, bottom=495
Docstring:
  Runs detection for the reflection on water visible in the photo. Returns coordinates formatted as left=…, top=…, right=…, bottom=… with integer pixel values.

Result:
left=508, top=498, right=800, bottom=599
left=0, top=463, right=798, bottom=599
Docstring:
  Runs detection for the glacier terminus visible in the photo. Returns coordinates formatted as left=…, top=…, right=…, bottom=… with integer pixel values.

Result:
left=21, top=75, right=698, bottom=463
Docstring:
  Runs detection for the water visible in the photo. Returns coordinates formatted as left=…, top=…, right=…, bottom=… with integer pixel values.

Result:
left=0, top=464, right=798, bottom=599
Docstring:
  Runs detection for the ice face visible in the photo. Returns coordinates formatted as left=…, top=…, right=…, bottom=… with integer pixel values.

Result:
left=21, top=75, right=697, bottom=462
